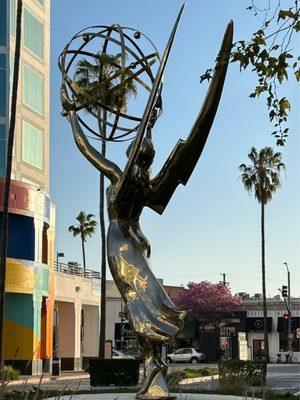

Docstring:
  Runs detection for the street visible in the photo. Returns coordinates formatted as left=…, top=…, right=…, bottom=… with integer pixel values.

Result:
left=267, top=364, right=300, bottom=392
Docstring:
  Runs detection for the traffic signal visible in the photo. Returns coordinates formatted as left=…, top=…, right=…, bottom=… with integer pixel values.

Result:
left=282, top=285, right=288, bottom=297
left=283, top=313, right=289, bottom=320
left=291, top=317, right=298, bottom=331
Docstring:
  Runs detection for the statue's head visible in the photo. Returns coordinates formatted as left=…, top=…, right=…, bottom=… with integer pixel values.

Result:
left=126, top=137, right=155, bottom=170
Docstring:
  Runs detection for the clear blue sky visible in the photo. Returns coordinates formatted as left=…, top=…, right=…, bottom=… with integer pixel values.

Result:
left=50, top=0, right=300, bottom=297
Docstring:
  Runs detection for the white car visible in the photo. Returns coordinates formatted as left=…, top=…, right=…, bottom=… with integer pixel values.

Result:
left=112, top=349, right=135, bottom=359
left=167, top=348, right=206, bottom=364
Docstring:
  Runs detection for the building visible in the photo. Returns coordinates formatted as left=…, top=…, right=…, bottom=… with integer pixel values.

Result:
left=239, top=295, right=300, bottom=362
left=54, top=263, right=101, bottom=371
left=0, top=0, right=55, bottom=374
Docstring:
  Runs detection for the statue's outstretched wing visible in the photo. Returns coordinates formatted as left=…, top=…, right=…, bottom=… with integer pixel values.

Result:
left=113, top=4, right=185, bottom=207
left=146, top=21, right=233, bottom=214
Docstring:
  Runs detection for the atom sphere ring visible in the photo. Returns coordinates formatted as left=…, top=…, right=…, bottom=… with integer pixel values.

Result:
left=58, top=24, right=163, bottom=141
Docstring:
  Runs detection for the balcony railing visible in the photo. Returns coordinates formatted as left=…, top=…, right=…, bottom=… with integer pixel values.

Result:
left=54, top=261, right=101, bottom=279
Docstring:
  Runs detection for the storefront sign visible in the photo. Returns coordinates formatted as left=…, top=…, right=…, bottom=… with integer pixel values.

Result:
left=115, top=322, right=137, bottom=340
left=246, top=317, right=272, bottom=332
left=247, top=310, right=300, bottom=317
left=220, top=326, right=236, bottom=336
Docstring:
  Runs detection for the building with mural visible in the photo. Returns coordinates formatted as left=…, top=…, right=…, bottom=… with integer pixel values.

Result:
left=0, top=0, right=54, bottom=374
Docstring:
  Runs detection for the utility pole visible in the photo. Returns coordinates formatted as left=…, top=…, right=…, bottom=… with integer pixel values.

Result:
left=284, top=262, right=292, bottom=362
left=221, top=273, right=226, bottom=285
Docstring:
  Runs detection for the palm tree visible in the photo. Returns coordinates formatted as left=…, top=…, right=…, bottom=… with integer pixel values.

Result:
left=239, top=146, right=285, bottom=362
left=68, top=211, right=97, bottom=271
left=0, top=0, right=23, bottom=363
left=74, top=53, right=136, bottom=358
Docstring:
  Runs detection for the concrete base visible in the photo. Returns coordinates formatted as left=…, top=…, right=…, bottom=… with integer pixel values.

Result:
left=5, top=359, right=43, bottom=375
left=61, top=357, right=82, bottom=371
left=49, top=394, right=260, bottom=400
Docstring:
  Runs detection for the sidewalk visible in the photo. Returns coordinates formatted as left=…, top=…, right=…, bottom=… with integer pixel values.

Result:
left=7, top=371, right=91, bottom=392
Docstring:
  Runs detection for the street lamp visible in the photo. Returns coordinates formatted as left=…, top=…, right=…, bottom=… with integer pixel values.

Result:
left=52, top=306, right=61, bottom=376
left=283, top=262, right=292, bottom=362
left=56, top=252, right=65, bottom=270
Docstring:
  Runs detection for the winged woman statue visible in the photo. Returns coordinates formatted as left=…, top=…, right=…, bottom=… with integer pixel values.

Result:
left=60, top=5, right=233, bottom=399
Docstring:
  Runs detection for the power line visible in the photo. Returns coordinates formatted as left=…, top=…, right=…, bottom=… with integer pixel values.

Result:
left=158, top=271, right=300, bottom=283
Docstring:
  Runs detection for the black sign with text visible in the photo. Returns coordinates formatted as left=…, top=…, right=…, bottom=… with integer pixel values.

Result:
left=115, top=323, right=137, bottom=340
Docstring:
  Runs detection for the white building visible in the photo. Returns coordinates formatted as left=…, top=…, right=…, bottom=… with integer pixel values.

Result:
left=240, top=296, right=300, bottom=362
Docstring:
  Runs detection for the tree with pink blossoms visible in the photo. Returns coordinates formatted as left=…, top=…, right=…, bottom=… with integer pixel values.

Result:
left=176, top=281, right=241, bottom=325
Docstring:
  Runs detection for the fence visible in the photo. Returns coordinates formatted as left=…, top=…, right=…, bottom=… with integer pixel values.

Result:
left=54, top=261, right=101, bottom=279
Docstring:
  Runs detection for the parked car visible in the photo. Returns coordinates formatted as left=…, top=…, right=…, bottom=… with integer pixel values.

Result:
left=167, top=348, right=206, bottom=364
left=112, top=349, right=135, bottom=359
left=123, top=348, right=143, bottom=362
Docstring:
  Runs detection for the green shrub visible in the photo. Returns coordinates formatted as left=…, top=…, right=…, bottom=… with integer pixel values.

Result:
left=1, top=365, right=20, bottom=381
left=167, top=370, right=187, bottom=386
left=219, top=359, right=267, bottom=387
left=89, top=358, right=139, bottom=387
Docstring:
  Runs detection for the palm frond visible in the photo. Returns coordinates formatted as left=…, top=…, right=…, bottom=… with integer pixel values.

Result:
left=239, top=146, right=285, bottom=205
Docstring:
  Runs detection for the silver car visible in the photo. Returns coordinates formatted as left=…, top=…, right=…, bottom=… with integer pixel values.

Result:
left=112, top=349, right=135, bottom=359
left=167, top=348, right=206, bottom=364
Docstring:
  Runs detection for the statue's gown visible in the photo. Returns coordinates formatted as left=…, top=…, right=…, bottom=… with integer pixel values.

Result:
left=107, top=178, right=185, bottom=344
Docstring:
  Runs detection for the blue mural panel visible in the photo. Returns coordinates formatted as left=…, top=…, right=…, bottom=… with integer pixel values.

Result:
left=4, top=293, right=34, bottom=328
left=0, top=54, right=6, bottom=117
left=0, top=214, right=35, bottom=260
left=0, top=124, right=5, bottom=177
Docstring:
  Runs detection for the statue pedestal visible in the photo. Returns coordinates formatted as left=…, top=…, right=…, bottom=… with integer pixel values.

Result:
left=49, top=394, right=260, bottom=400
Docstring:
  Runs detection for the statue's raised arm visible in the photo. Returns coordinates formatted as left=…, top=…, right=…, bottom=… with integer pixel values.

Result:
left=60, top=85, right=122, bottom=184
left=146, top=21, right=233, bottom=214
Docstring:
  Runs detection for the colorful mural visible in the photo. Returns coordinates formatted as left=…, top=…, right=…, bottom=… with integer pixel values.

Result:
left=3, top=259, right=53, bottom=361
left=0, top=180, right=55, bottom=372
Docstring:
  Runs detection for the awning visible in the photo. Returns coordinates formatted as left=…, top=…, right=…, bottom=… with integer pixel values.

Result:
left=277, top=317, right=300, bottom=333
left=177, top=321, right=196, bottom=339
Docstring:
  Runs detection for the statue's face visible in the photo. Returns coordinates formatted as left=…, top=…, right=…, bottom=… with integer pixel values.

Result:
left=126, top=138, right=155, bottom=170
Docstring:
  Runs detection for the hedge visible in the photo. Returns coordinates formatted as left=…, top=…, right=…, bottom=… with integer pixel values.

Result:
left=219, top=359, right=267, bottom=387
left=89, top=359, right=140, bottom=387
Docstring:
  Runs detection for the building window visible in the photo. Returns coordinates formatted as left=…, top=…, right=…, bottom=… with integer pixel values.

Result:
left=10, top=0, right=16, bottom=37
left=22, top=121, right=43, bottom=169
left=24, top=9, right=43, bottom=59
left=36, top=0, right=44, bottom=5
left=0, top=54, right=6, bottom=117
left=0, top=124, right=6, bottom=177
left=22, top=176, right=42, bottom=188
left=9, top=55, right=14, bottom=94
left=0, top=0, right=7, bottom=45
left=23, top=64, right=43, bottom=114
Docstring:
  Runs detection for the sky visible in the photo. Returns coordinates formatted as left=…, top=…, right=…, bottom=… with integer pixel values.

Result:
left=50, top=0, right=300, bottom=297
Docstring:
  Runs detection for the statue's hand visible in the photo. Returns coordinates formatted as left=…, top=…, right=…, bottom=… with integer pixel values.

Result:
left=60, top=84, right=76, bottom=116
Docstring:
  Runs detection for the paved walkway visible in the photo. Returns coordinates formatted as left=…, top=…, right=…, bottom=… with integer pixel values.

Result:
left=7, top=372, right=91, bottom=392
left=48, top=395, right=259, bottom=400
